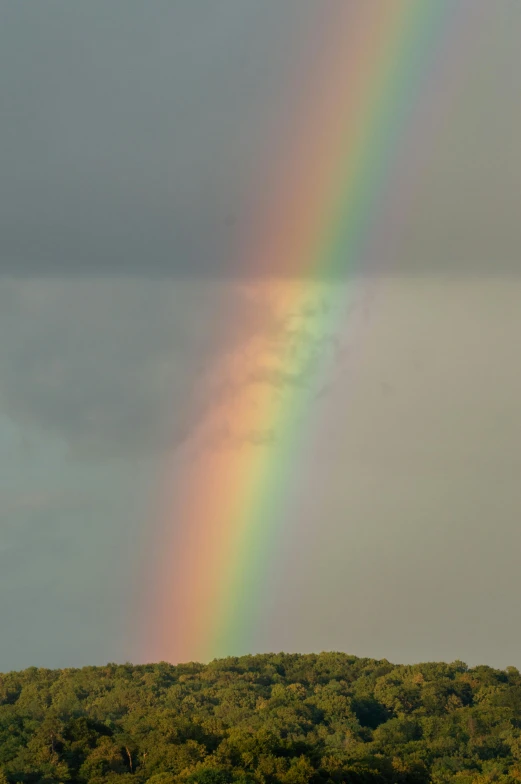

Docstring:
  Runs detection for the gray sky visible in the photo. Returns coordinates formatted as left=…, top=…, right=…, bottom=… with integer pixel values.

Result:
left=0, top=0, right=520, bottom=277
left=1, top=1, right=520, bottom=671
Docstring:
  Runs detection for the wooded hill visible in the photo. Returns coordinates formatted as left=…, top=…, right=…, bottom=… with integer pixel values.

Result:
left=1, top=653, right=521, bottom=784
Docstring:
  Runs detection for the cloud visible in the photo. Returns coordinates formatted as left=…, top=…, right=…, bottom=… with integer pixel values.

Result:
left=0, top=278, right=282, bottom=457
left=0, top=1, right=519, bottom=279
left=0, top=1, right=316, bottom=278
left=177, top=282, right=368, bottom=452
left=0, top=276, right=366, bottom=459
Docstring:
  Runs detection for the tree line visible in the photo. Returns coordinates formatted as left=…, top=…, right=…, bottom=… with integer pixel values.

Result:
left=1, top=652, right=521, bottom=784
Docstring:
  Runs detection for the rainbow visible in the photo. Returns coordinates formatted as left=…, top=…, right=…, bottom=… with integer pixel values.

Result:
left=145, top=1, right=466, bottom=663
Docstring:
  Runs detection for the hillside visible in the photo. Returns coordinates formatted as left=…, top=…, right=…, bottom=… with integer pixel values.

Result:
left=1, top=653, right=521, bottom=784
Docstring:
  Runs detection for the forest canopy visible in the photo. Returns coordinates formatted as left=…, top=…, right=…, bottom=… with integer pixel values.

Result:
left=1, top=653, right=521, bottom=784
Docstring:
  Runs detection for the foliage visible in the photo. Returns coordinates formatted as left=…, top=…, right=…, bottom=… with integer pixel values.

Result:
left=1, top=654, right=521, bottom=784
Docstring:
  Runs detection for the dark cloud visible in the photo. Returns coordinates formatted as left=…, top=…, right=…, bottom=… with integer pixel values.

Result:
left=0, top=1, right=520, bottom=278
left=0, top=275, right=362, bottom=459
left=0, top=1, right=315, bottom=277
left=0, top=279, right=280, bottom=457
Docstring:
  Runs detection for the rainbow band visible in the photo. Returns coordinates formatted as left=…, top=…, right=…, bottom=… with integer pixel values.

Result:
left=148, top=1, right=463, bottom=663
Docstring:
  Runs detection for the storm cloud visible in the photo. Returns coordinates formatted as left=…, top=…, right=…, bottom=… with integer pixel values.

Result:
left=0, top=278, right=290, bottom=456
left=0, top=0, right=520, bottom=278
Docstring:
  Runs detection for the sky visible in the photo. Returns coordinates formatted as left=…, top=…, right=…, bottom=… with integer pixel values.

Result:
left=1, top=0, right=521, bottom=671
